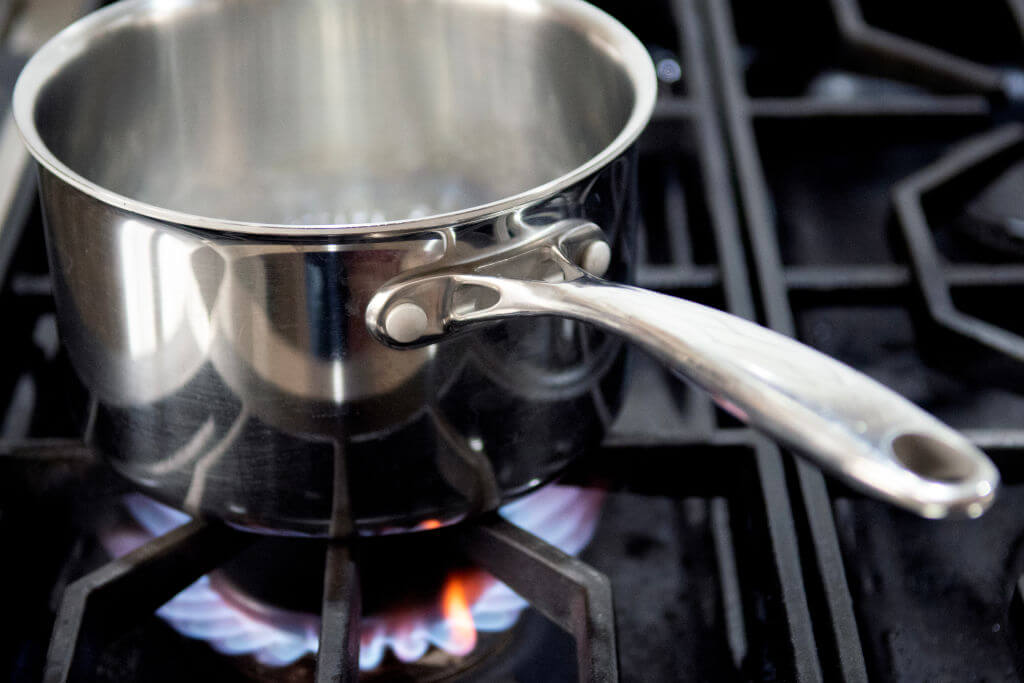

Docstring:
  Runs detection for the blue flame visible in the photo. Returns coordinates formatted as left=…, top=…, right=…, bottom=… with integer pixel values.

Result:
left=102, top=485, right=604, bottom=670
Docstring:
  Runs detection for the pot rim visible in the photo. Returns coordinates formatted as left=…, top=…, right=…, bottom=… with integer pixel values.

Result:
left=13, top=0, right=657, bottom=237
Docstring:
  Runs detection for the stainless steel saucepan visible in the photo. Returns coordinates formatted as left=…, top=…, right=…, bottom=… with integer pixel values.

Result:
left=13, top=0, right=998, bottom=536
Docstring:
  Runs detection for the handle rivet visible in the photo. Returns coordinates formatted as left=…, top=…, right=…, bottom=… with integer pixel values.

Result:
left=384, top=302, right=428, bottom=344
left=578, top=240, right=611, bottom=277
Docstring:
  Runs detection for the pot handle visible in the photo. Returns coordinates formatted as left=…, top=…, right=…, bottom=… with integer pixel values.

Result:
left=367, top=248, right=998, bottom=518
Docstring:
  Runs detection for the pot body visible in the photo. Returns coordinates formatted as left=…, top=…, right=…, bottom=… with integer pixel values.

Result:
left=18, top=0, right=1002, bottom=530
left=38, top=152, right=639, bottom=535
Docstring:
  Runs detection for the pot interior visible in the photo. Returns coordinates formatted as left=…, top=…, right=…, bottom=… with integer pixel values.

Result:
left=26, top=0, right=644, bottom=226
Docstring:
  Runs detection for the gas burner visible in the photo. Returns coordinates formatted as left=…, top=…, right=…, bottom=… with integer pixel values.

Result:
left=224, top=629, right=519, bottom=683
left=99, top=486, right=604, bottom=673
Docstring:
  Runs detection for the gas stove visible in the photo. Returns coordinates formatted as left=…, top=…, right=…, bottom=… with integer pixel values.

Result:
left=5, top=0, right=1024, bottom=681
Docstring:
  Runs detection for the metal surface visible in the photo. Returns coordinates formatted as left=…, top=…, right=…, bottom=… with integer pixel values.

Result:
left=14, top=0, right=656, bottom=236
left=829, top=0, right=1007, bottom=95
left=9, top=0, right=1000, bottom=534
left=44, top=520, right=253, bottom=683
left=895, top=124, right=1024, bottom=362
left=0, top=0, right=102, bottom=297
left=369, top=219, right=998, bottom=518
left=12, top=0, right=653, bottom=534
left=315, top=543, right=360, bottom=683
left=460, top=515, right=618, bottom=683
left=708, top=0, right=1024, bottom=679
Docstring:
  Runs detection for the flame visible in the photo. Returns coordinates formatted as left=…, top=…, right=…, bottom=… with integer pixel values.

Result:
left=417, top=519, right=442, bottom=531
left=105, top=486, right=606, bottom=669
left=440, top=573, right=477, bottom=655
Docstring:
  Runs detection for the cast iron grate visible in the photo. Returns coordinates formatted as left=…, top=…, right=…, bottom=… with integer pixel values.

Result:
left=716, top=0, right=1024, bottom=680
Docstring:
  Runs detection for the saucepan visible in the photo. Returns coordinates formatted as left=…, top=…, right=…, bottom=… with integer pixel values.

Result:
left=13, top=0, right=998, bottom=536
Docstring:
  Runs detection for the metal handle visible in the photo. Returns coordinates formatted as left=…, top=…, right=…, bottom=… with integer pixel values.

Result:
left=366, top=224, right=999, bottom=518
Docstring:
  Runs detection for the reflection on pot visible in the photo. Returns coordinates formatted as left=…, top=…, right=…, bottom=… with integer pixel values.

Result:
left=62, top=154, right=637, bottom=536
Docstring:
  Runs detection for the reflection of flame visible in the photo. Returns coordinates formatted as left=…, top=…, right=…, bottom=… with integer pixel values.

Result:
left=101, top=485, right=604, bottom=670
left=416, top=519, right=443, bottom=531
left=440, top=574, right=477, bottom=656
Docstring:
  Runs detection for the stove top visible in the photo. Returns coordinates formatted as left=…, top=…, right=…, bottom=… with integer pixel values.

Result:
left=5, top=0, right=1024, bottom=681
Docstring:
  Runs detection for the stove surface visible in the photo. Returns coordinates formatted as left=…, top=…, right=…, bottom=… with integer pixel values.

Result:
left=5, top=0, right=1024, bottom=681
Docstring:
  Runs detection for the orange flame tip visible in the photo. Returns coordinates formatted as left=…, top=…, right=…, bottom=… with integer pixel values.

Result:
left=441, top=573, right=477, bottom=655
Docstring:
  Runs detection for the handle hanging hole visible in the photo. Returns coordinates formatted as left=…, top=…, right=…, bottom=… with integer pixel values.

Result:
left=891, top=433, right=978, bottom=483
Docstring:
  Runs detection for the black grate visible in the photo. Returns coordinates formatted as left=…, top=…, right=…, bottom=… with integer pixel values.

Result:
left=715, top=0, right=1024, bottom=680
